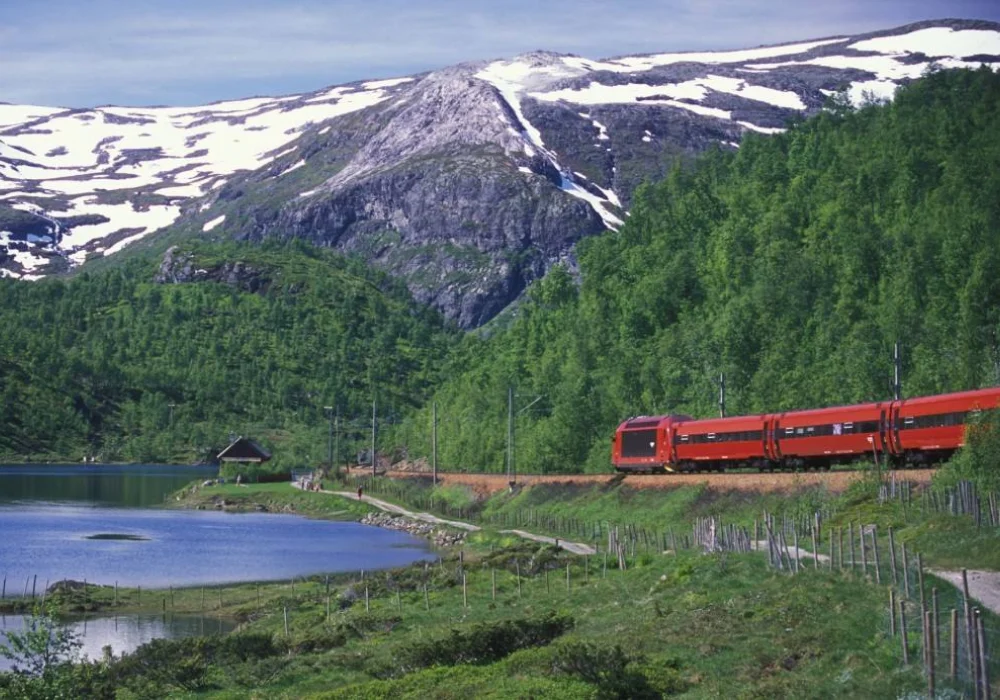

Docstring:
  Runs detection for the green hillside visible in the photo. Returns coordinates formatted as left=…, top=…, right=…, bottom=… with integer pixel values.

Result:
left=391, top=68, right=1000, bottom=474
left=0, top=241, right=458, bottom=465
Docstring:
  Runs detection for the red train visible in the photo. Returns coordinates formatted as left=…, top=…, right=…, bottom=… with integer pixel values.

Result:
left=611, top=387, right=1000, bottom=473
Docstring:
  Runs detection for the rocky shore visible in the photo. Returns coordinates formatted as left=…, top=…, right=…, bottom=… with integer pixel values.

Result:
left=361, top=511, right=466, bottom=547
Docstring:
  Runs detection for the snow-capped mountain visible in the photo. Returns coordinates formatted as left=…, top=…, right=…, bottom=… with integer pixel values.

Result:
left=2, top=19, right=999, bottom=325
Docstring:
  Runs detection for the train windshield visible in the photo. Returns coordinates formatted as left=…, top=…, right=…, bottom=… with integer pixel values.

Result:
left=621, top=430, right=657, bottom=458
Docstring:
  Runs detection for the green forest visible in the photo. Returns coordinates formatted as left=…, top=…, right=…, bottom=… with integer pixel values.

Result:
left=2, top=68, right=1000, bottom=474
left=0, top=241, right=458, bottom=466
left=391, top=67, right=1000, bottom=474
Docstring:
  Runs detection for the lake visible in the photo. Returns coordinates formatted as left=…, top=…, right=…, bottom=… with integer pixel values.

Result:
left=0, top=464, right=435, bottom=589
left=0, top=463, right=435, bottom=670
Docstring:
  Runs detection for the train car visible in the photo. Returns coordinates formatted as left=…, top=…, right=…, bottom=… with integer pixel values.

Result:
left=611, top=415, right=689, bottom=473
left=890, top=387, right=1000, bottom=463
left=612, top=386, right=1000, bottom=473
left=768, top=402, right=886, bottom=469
left=673, top=414, right=769, bottom=471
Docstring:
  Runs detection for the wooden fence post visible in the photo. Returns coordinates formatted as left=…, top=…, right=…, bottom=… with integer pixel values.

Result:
left=931, top=587, right=939, bottom=654
left=900, top=600, right=910, bottom=666
left=976, top=608, right=989, bottom=698
left=859, top=525, right=867, bottom=575
left=901, top=544, right=910, bottom=598
left=890, top=589, right=896, bottom=636
left=925, top=610, right=935, bottom=699
left=811, top=527, right=819, bottom=570
left=888, top=526, right=898, bottom=585
left=917, top=554, right=925, bottom=613
left=949, top=608, right=958, bottom=683
left=871, top=528, right=881, bottom=584
left=849, top=522, right=855, bottom=570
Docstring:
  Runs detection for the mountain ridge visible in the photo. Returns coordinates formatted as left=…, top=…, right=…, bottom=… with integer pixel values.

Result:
left=2, top=18, right=999, bottom=326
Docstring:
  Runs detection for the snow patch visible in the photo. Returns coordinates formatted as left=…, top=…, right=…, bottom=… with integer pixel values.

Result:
left=560, top=37, right=849, bottom=73
left=737, top=122, right=786, bottom=134
left=849, top=28, right=1000, bottom=57
left=362, top=77, right=415, bottom=90
left=534, top=75, right=804, bottom=110
left=202, top=214, right=225, bottom=232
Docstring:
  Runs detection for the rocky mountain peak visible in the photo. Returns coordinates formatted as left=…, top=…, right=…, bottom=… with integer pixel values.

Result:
left=2, top=20, right=999, bottom=326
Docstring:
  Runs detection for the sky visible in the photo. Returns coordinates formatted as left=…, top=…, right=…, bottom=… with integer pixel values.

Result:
left=2, top=0, right=999, bottom=108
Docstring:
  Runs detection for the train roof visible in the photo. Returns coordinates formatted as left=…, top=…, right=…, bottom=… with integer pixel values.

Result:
left=621, top=415, right=689, bottom=429
left=901, top=386, right=1000, bottom=408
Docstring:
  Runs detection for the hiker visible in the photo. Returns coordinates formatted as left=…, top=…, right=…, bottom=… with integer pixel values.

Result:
left=357, top=486, right=363, bottom=500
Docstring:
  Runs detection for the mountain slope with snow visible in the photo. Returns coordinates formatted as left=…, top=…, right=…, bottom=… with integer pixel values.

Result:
left=1, top=19, right=998, bottom=325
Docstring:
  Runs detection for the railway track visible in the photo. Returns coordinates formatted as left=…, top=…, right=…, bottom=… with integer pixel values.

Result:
left=347, top=467, right=936, bottom=496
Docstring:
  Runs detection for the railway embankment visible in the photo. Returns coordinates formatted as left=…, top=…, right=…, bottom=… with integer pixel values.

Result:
left=366, top=466, right=937, bottom=496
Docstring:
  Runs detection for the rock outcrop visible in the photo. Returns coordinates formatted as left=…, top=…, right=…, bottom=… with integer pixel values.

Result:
left=361, top=511, right=467, bottom=547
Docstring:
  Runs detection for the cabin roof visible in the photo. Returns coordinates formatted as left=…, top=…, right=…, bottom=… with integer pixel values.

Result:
left=217, top=436, right=272, bottom=463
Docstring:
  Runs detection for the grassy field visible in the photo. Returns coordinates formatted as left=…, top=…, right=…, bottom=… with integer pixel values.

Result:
left=3, top=475, right=997, bottom=698
left=167, top=481, right=374, bottom=521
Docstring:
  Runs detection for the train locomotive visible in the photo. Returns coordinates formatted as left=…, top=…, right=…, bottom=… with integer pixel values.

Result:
left=611, top=387, right=1000, bottom=473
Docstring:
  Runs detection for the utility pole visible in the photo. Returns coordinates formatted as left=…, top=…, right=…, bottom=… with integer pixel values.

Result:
left=507, top=386, right=515, bottom=487
left=334, top=408, right=340, bottom=478
left=718, top=373, right=726, bottom=418
left=893, top=342, right=902, bottom=401
left=324, top=406, right=334, bottom=468
left=371, top=399, right=377, bottom=478
left=432, top=402, right=438, bottom=486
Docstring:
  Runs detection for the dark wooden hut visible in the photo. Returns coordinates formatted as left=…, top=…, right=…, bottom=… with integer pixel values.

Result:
left=217, top=437, right=271, bottom=464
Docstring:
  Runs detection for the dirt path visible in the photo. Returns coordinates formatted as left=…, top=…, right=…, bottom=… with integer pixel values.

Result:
left=297, top=483, right=596, bottom=555
left=498, top=529, right=596, bottom=555
left=750, top=540, right=830, bottom=562
left=928, top=569, right=1000, bottom=616
left=330, top=490, right=481, bottom=532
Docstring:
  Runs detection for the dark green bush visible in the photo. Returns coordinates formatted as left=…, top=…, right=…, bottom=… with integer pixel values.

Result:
left=395, top=611, right=573, bottom=674
left=553, top=641, right=661, bottom=699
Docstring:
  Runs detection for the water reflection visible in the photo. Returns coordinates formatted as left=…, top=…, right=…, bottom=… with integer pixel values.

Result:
left=0, top=613, right=237, bottom=671
left=0, top=464, right=219, bottom=507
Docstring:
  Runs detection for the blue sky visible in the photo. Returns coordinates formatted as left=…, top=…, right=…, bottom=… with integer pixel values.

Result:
left=2, top=0, right=999, bottom=107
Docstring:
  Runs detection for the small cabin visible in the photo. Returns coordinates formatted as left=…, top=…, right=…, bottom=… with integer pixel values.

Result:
left=217, top=437, right=272, bottom=465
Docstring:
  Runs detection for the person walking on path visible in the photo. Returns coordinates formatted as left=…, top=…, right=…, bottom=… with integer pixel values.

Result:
left=357, top=486, right=363, bottom=500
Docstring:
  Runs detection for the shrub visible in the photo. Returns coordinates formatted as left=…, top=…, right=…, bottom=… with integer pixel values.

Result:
left=553, top=642, right=661, bottom=699
left=943, top=409, right=1000, bottom=491
left=395, top=611, right=574, bottom=674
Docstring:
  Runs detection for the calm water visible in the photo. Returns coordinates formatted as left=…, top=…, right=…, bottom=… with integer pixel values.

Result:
left=0, top=613, right=238, bottom=672
left=0, top=464, right=434, bottom=588
left=0, top=464, right=432, bottom=664
left=0, top=503, right=434, bottom=589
